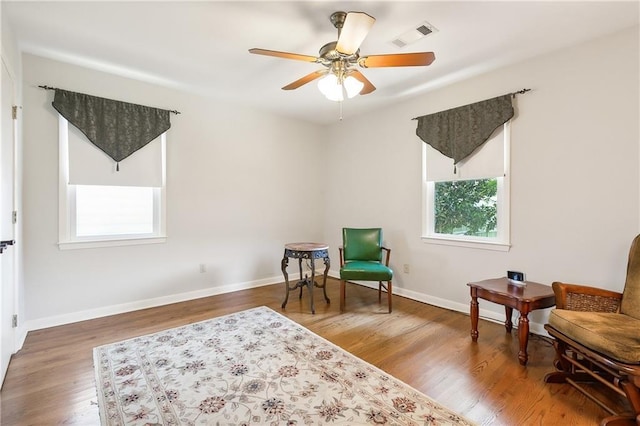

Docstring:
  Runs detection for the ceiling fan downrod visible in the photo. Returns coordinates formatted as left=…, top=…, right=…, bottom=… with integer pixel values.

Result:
left=329, top=11, right=347, bottom=37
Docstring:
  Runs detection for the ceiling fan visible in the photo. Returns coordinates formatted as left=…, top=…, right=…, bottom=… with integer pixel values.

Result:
left=249, top=11, right=435, bottom=101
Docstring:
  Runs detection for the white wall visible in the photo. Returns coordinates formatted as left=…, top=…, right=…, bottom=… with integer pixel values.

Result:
left=323, top=26, right=640, bottom=331
left=18, top=26, right=640, bottom=335
left=22, top=54, right=326, bottom=329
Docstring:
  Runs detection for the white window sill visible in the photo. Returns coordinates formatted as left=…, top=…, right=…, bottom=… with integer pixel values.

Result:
left=58, top=236, right=167, bottom=250
left=421, top=236, right=511, bottom=252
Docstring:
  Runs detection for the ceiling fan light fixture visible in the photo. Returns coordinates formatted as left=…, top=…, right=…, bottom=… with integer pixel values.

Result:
left=344, top=75, right=364, bottom=98
left=317, top=73, right=344, bottom=102
left=318, top=71, right=364, bottom=101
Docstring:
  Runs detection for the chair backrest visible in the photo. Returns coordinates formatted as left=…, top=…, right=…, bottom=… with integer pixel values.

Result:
left=343, top=228, right=383, bottom=262
left=621, top=234, right=640, bottom=319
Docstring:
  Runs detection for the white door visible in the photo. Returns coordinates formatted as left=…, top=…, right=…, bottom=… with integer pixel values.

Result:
left=0, top=59, right=17, bottom=387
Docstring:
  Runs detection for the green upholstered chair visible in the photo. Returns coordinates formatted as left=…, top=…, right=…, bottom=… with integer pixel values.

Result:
left=339, top=228, right=393, bottom=313
left=544, top=234, right=640, bottom=426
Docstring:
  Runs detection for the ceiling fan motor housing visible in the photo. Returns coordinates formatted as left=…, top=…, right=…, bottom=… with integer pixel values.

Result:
left=319, top=41, right=359, bottom=65
left=319, top=42, right=341, bottom=61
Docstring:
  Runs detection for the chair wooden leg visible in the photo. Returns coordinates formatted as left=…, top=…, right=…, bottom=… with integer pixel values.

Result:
left=340, top=280, right=346, bottom=313
left=599, top=414, right=638, bottom=426
left=620, top=380, right=640, bottom=419
left=545, top=338, right=572, bottom=383
left=376, top=281, right=393, bottom=313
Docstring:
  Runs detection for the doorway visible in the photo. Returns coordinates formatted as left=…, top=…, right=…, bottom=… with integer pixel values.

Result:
left=0, top=58, right=18, bottom=387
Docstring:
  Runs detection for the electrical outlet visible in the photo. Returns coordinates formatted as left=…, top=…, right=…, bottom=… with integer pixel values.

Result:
left=199, top=264, right=206, bottom=273
left=403, top=264, right=410, bottom=274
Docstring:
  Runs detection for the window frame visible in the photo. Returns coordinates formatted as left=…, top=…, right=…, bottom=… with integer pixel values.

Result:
left=58, top=116, right=167, bottom=250
left=421, top=123, right=511, bottom=252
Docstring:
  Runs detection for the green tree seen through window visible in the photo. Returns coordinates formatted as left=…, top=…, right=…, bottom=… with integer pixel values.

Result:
left=434, top=179, right=497, bottom=237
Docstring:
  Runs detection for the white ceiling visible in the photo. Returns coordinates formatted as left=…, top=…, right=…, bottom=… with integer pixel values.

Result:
left=3, top=1, right=639, bottom=124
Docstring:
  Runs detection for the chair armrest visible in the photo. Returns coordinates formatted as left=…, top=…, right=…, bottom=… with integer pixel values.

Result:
left=381, top=246, right=391, bottom=267
left=552, top=281, right=622, bottom=312
left=338, top=246, right=344, bottom=267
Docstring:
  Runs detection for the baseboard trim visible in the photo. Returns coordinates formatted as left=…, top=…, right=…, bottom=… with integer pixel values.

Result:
left=23, top=275, right=282, bottom=333
left=22, top=272, right=549, bottom=340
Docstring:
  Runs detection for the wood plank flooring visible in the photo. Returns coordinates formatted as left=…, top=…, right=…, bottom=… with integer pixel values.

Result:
left=0, top=278, right=627, bottom=425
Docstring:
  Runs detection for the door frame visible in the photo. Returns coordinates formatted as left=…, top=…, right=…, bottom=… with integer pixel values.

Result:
left=0, top=55, right=19, bottom=387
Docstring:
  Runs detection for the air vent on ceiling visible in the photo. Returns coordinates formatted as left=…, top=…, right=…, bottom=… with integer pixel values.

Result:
left=391, top=21, right=438, bottom=48
left=416, top=24, right=432, bottom=36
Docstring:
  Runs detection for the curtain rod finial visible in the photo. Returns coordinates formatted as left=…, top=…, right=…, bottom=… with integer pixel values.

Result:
left=512, top=88, right=531, bottom=97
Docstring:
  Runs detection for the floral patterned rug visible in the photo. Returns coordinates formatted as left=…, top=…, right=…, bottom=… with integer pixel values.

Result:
left=94, top=306, right=475, bottom=425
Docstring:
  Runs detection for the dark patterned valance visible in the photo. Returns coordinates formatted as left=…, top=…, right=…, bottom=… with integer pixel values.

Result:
left=52, top=89, right=172, bottom=166
left=414, top=94, right=514, bottom=166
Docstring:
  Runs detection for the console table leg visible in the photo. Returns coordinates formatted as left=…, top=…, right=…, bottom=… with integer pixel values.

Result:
left=518, top=312, right=530, bottom=365
left=505, top=306, right=513, bottom=333
left=470, top=290, right=479, bottom=342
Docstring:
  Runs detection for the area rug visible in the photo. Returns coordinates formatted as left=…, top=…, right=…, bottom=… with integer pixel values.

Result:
left=94, top=306, right=474, bottom=425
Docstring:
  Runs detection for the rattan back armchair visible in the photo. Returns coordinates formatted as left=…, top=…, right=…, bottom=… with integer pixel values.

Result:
left=544, top=234, right=640, bottom=426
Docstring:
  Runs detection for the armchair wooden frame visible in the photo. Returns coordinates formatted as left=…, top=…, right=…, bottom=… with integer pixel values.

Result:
left=544, top=282, right=640, bottom=426
left=339, top=245, right=392, bottom=313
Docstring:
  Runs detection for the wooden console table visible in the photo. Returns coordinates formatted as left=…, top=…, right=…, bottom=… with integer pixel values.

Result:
left=468, top=277, right=556, bottom=365
left=281, top=242, right=330, bottom=314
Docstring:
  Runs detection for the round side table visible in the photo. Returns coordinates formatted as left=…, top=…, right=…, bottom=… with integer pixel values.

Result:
left=281, top=242, right=330, bottom=314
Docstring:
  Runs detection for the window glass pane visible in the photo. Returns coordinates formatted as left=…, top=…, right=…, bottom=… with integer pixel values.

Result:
left=434, top=178, right=497, bottom=237
left=75, top=185, right=154, bottom=237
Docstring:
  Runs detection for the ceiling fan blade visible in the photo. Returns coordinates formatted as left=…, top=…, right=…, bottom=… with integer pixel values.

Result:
left=349, top=70, right=376, bottom=95
left=282, top=70, right=328, bottom=90
left=249, top=48, right=319, bottom=63
left=359, top=52, right=435, bottom=68
left=336, top=12, right=376, bottom=55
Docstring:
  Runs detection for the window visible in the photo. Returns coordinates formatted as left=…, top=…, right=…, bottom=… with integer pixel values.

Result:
left=74, top=185, right=157, bottom=237
left=433, top=178, right=498, bottom=237
left=58, top=115, right=166, bottom=249
left=422, top=123, right=510, bottom=251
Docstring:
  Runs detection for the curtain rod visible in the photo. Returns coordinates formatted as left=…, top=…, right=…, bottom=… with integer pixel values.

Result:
left=511, top=88, right=531, bottom=96
left=411, top=88, right=531, bottom=121
left=38, top=85, right=181, bottom=115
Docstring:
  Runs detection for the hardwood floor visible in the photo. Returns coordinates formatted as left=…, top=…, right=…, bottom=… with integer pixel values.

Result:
left=0, top=278, right=626, bottom=425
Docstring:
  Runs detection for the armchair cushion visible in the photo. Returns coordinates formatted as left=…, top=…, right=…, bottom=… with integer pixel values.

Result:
left=340, top=261, right=393, bottom=281
left=548, top=309, right=640, bottom=364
